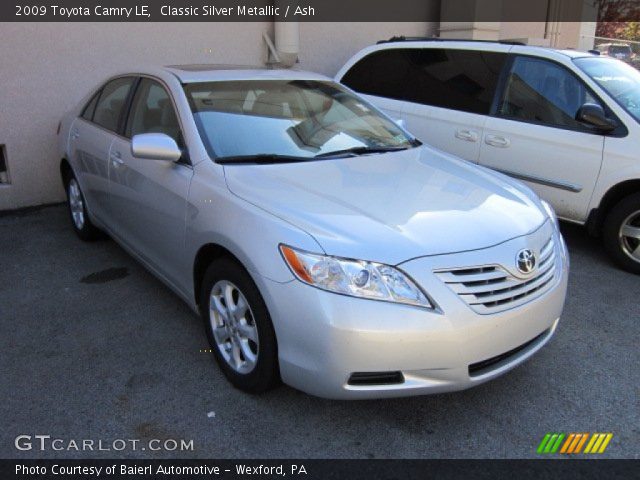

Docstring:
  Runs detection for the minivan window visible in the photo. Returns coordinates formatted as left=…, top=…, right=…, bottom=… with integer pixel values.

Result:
left=184, top=80, right=416, bottom=160
left=126, top=79, right=181, bottom=144
left=404, top=49, right=506, bottom=114
left=575, top=56, right=640, bottom=124
left=341, top=49, right=413, bottom=101
left=498, top=56, right=601, bottom=130
left=341, top=48, right=507, bottom=115
left=93, top=77, right=135, bottom=132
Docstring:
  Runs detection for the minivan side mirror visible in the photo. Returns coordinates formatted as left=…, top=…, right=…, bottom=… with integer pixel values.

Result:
left=576, top=103, right=617, bottom=132
left=131, top=133, right=182, bottom=162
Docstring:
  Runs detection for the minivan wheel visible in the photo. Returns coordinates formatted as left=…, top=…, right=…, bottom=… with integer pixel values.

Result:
left=65, top=174, right=102, bottom=241
left=603, top=193, right=640, bottom=274
left=200, top=258, right=279, bottom=393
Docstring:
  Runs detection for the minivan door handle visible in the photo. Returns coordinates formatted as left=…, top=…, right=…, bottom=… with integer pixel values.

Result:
left=485, top=134, right=510, bottom=148
left=455, top=129, right=479, bottom=142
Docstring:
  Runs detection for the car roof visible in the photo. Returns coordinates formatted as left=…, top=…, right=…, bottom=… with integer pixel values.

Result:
left=162, top=64, right=332, bottom=83
left=366, top=38, right=598, bottom=59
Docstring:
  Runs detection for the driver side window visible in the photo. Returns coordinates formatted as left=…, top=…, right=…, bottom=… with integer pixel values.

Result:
left=498, top=56, right=601, bottom=131
left=125, top=79, right=182, bottom=146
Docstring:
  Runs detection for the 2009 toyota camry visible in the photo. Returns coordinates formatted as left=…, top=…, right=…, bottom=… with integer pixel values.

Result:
left=58, top=65, right=568, bottom=399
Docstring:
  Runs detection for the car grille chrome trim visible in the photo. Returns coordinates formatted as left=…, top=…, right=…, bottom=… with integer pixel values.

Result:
left=435, top=237, right=556, bottom=314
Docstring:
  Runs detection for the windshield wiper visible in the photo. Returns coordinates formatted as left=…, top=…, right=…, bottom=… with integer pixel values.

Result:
left=314, top=145, right=414, bottom=159
left=216, top=154, right=307, bottom=165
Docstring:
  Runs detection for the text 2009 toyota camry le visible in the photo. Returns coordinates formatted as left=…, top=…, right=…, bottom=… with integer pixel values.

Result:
left=58, top=65, right=568, bottom=399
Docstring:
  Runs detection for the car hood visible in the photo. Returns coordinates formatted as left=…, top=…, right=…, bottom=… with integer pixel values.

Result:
left=224, top=146, right=547, bottom=265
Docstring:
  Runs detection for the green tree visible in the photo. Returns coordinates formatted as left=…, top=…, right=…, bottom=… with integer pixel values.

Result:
left=620, top=21, right=640, bottom=41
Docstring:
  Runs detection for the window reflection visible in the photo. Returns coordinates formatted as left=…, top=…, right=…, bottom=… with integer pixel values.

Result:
left=184, top=80, right=414, bottom=159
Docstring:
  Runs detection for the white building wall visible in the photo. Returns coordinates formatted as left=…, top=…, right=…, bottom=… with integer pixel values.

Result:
left=0, top=21, right=433, bottom=210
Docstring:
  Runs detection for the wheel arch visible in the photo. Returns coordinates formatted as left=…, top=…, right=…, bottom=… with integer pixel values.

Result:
left=588, top=179, right=640, bottom=236
left=60, top=158, right=73, bottom=187
left=192, top=243, right=247, bottom=309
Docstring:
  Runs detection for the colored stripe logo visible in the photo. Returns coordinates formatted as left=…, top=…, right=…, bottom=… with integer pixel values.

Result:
left=537, top=433, right=613, bottom=454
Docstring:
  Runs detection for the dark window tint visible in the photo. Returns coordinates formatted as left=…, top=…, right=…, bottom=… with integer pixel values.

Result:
left=341, top=49, right=413, bottom=100
left=81, top=91, right=100, bottom=121
left=125, top=79, right=181, bottom=144
left=93, top=77, right=135, bottom=132
left=341, top=48, right=506, bottom=115
left=404, top=49, right=506, bottom=114
left=498, top=56, right=601, bottom=130
left=608, top=45, right=631, bottom=55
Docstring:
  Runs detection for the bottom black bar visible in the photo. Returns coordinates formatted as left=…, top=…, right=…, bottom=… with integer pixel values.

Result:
left=2, top=459, right=638, bottom=480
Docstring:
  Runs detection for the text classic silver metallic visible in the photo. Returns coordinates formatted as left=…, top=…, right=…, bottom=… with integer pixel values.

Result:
left=58, top=66, right=568, bottom=399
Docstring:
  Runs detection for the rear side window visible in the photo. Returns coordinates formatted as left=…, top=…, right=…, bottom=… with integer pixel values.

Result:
left=404, top=49, right=506, bottom=115
left=341, top=49, right=413, bottom=100
left=341, top=48, right=507, bottom=115
left=498, top=56, right=601, bottom=130
left=81, top=91, right=100, bottom=121
left=609, top=45, right=631, bottom=55
left=92, top=77, right=135, bottom=132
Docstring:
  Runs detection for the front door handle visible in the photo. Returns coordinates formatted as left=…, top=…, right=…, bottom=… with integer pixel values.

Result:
left=71, top=130, right=80, bottom=140
left=110, top=151, right=124, bottom=165
left=455, top=129, right=479, bottom=142
left=485, top=134, right=510, bottom=148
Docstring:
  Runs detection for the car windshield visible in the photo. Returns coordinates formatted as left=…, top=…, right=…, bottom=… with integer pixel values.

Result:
left=574, top=57, right=640, bottom=123
left=608, top=45, right=631, bottom=55
left=183, top=79, right=417, bottom=162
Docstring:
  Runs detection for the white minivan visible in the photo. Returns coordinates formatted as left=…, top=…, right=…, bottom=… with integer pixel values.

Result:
left=336, top=37, right=640, bottom=273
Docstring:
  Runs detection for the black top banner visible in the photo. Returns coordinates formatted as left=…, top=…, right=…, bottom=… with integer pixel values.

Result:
left=2, top=0, right=640, bottom=22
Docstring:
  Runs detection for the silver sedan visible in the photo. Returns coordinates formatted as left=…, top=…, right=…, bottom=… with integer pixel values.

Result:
left=58, top=66, right=568, bottom=399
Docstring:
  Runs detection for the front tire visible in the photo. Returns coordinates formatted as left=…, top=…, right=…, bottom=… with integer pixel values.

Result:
left=602, top=193, right=640, bottom=274
left=200, top=258, right=280, bottom=393
left=64, top=173, right=102, bottom=241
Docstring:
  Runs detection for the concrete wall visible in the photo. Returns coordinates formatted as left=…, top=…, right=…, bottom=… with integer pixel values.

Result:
left=499, top=22, right=547, bottom=43
left=0, top=21, right=433, bottom=210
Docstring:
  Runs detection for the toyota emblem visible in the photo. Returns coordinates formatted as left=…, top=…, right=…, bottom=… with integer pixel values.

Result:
left=516, top=249, right=536, bottom=274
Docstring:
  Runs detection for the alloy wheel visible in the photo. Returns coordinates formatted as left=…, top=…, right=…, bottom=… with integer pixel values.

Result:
left=68, top=178, right=85, bottom=230
left=209, top=280, right=259, bottom=374
left=619, top=210, right=640, bottom=263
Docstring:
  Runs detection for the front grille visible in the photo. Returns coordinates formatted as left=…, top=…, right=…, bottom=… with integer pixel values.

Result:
left=435, top=237, right=556, bottom=314
left=347, top=371, right=405, bottom=386
left=468, top=329, right=548, bottom=377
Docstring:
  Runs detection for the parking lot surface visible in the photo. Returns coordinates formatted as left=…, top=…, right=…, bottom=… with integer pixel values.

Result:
left=1, top=205, right=638, bottom=458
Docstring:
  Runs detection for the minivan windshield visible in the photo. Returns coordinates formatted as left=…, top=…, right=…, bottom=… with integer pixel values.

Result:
left=574, top=57, right=640, bottom=123
left=184, top=80, right=417, bottom=162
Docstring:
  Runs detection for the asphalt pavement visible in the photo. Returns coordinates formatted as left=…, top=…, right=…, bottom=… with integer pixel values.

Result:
left=1, top=205, right=638, bottom=458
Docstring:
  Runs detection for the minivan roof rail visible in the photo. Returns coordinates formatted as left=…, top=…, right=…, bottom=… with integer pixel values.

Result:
left=376, top=36, right=526, bottom=46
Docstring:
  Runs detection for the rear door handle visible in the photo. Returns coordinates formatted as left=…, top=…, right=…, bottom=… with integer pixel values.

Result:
left=110, top=151, right=124, bottom=165
left=485, top=134, right=510, bottom=148
left=455, top=129, right=479, bottom=142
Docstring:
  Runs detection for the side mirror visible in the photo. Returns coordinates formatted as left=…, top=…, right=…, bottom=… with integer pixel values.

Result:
left=576, top=103, right=617, bottom=132
left=131, top=133, right=182, bottom=162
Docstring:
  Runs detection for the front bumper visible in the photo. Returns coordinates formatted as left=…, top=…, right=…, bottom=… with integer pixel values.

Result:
left=257, top=223, right=568, bottom=399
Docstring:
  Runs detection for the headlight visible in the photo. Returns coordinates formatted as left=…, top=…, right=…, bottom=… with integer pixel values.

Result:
left=280, top=245, right=433, bottom=309
left=541, top=200, right=559, bottom=230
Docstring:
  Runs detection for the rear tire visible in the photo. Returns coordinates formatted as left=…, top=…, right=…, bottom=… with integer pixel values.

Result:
left=64, top=172, right=102, bottom=241
left=602, top=192, right=640, bottom=274
left=200, top=257, right=280, bottom=393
